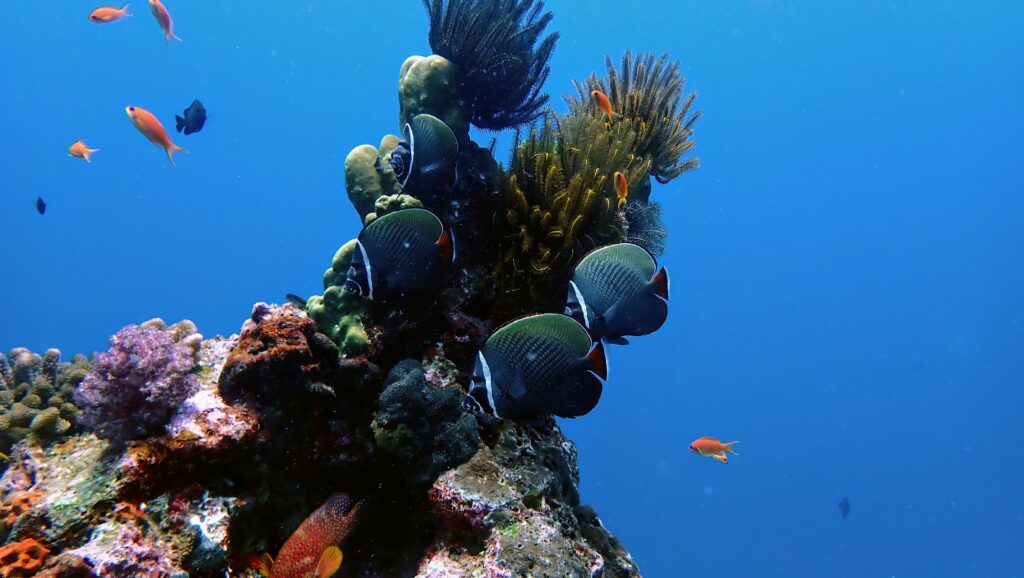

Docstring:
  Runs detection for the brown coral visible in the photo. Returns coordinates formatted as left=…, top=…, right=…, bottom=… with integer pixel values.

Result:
left=0, top=538, right=50, bottom=577
left=218, top=303, right=344, bottom=405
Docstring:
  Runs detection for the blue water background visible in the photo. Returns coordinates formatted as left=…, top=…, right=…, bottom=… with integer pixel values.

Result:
left=2, top=2, right=1022, bottom=576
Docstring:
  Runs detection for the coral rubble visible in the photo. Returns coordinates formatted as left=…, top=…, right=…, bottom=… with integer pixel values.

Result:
left=2, top=2, right=704, bottom=575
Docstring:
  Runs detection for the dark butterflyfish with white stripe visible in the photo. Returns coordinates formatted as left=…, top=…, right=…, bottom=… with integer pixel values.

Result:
left=464, top=313, right=608, bottom=420
left=343, top=208, right=454, bottom=301
left=565, top=242, right=669, bottom=345
left=384, top=113, right=459, bottom=204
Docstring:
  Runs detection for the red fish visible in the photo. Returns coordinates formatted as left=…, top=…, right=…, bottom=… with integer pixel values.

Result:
left=148, top=0, right=180, bottom=44
left=125, top=105, right=187, bottom=165
left=613, top=171, right=628, bottom=209
left=591, top=90, right=614, bottom=118
left=258, top=494, right=364, bottom=578
left=689, top=437, right=739, bottom=464
left=89, top=4, right=132, bottom=23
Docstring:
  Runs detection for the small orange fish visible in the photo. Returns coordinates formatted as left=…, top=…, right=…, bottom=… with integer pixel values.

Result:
left=591, top=90, right=614, bottom=117
left=613, top=171, right=628, bottom=209
left=148, top=0, right=180, bottom=44
left=89, top=4, right=132, bottom=23
left=258, top=494, right=364, bottom=578
left=690, top=437, right=739, bottom=464
left=68, top=139, right=100, bottom=163
left=125, top=105, right=187, bottom=165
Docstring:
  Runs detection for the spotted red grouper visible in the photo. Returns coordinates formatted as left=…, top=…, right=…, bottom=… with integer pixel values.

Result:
left=258, top=493, right=364, bottom=578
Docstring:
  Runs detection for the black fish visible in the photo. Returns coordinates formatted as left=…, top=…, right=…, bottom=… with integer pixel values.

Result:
left=388, top=114, right=458, bottom=202
left=465, top=313, right=607, bottom=420
left=343, top=208, right=453, bottom=301
left=175, top=99, right=207, bottom=135
left=838, top=498, right=850, bottom=519
left=35, top=197, right=46, bottom=215
left=566, top=243, right=669, bottom=345
left=285, top=294, right=307, bottom=309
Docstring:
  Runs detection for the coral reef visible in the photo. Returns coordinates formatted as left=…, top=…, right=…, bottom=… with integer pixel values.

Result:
left=423, top=0, right=559, bottom=130
left=0, top=348, right=88, bottom=456
left=345, top=136, right=401, bottom=220
left=1, top=4, right=704, bottom=576
left=74, top=320, right=201, bottom=444
left=307, top=240, right=370, bottom=357
left=399, top=55, right=468, bottom=141
left=372, top=360, right=479, bottom=486
left=567, top=49, right=701, bottom=187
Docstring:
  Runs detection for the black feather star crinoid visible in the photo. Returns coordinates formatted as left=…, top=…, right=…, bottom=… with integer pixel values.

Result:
left=566, top=50, right=701, bottom=187
left=423, top=0, right=559, bottom=130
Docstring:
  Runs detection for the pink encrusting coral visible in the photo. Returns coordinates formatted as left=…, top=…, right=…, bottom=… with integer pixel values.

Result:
left=73, top=319, right=202, bottom=444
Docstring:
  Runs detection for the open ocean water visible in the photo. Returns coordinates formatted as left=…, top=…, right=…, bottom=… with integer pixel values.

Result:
left=2, top=2, right=1022, bottom=576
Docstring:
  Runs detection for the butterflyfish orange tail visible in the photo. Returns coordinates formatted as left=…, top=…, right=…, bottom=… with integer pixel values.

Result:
left=315, top=546, right=343, bottom=578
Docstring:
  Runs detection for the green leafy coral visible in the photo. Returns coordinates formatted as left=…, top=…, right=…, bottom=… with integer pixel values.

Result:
left=0, top=348, right=88, bottom=454
left=566, top=50, right=701, bottom=187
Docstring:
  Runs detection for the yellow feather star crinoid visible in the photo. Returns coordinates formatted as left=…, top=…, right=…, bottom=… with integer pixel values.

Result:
left=494, top=112, right=652, bottom=311
left=566, top=49, right=700, bottom=191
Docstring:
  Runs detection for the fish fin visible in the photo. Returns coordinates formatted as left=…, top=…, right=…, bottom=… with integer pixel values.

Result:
left=723, top=441, right=740, bottom=455
left=316, top=546, right=343, bottom=578
left=175, top=115, right=185, bottom=133
left=436, top=229, right=453, bottom=263
left=121, top=3, right=132, bottom=15
left=165, top=143, right=188, bottom=165
left=650, top=266, right=670, bottom=300
left=256, top=553, right=273, bottom=577
left=603, top=336, right=629, bottom=346
left=553, top=371, right=603, bottom=418
left=584, top=341, right=608, bottom=380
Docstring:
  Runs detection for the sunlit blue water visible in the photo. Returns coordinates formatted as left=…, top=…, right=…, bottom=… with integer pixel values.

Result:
left=2, top=2, right=1023, bottom=576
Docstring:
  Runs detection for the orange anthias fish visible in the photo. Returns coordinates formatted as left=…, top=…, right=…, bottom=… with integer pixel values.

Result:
left=613, top=171, right=628, bottom=209
left=258, top=493, right=364, bottom=578
left=89, top=4, right=132, bottom=23
left=125, top=105, right=187, bottom=165
left=68, top=139, right=100, bottom=163
left=690, top=437, right=739, bottom=464
left=148, top=0, right=180, bottom=43
left=591, top=89, right=614, bottom=118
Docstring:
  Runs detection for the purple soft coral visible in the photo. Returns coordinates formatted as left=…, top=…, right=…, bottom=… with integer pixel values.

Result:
left=74, top=320, right=201, bottom=443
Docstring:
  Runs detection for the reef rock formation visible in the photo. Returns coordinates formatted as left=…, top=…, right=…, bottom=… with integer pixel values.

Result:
left=2, top=1, right=703, bottom=575
left=0, top=348, right=87, bottom=457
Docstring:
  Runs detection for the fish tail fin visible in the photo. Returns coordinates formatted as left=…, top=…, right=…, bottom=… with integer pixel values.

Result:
left=650, top=266, right=669, bottom=300
left=436, top=229, right=453, bottom=263
left=170, top=32, right=182, bottom=42
left=165, top=144, right=187, bottom=166
left=584, top=341, right=608, bottom=380
left=723, top=441, right=740, bottom=455
left=316, top=546, right=343, bottom=578
left=121, top=3, right=132, bottom=15
left=255, top=553, right=273, bottom=577
left=175, top=115, right=185, bottom=133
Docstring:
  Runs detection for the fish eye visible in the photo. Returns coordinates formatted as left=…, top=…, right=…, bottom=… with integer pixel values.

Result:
left=129, top=106, right=135, bottom=111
